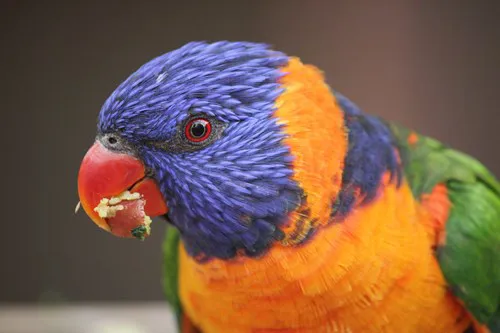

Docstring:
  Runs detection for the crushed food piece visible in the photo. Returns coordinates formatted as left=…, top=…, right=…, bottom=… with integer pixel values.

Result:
left=93, top=191, right=141, bottom=218
left=93, top=191, right=153, bottom=239
left=74, top=201, right=81, bottom=214
left=94, top=202, right=124, bottom=219
left=131, top=218, right=152, bottom=241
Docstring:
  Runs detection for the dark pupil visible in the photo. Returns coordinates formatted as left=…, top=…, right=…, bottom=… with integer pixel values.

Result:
left=190, top=121, right=207, bottom=138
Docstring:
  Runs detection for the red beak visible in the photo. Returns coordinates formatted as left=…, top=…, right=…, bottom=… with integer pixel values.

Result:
left=77, top=141, right=168, bottom=238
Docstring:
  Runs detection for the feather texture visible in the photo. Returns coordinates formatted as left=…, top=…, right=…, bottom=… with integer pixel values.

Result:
left=390, top=124, right=500, bottom=332
left=92, top=41, right=500, bottom=333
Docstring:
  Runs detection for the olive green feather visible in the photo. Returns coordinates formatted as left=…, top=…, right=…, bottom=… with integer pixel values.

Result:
left=162, top=225, right=182, bottom=325
left=390, top=123, right=500, bottom=330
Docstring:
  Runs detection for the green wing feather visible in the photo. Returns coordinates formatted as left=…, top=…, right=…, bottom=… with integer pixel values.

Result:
left=162, top=225, right=183, bottom=328
left=390, top=123, right=500, bottom=329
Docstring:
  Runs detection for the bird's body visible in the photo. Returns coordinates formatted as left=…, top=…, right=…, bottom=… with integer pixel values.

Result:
left=77, top=42, right=500, bottom=333
left=178, top=180, right=466, bottom=333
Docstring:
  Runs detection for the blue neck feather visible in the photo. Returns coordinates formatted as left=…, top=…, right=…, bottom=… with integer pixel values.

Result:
left=331, top=93, right=402, bottom=220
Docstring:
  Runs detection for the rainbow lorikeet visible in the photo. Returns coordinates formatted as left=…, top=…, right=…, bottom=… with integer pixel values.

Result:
left=77, top=41, right=500, bottom=333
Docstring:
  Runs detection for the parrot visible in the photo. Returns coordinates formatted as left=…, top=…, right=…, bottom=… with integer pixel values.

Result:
left=77, top=41, right=500, bottom=333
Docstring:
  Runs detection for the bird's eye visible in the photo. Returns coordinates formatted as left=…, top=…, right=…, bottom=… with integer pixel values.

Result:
left=185, top=118, right=212, bottom=142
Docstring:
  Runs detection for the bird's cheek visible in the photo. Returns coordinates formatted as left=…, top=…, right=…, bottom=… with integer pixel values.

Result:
left=77, top=141, right=168, bottom=239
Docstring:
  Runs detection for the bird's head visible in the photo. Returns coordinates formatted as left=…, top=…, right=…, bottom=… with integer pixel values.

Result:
left=78, top=41, right=347, bottom=260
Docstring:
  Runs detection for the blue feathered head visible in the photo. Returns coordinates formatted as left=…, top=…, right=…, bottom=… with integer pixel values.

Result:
left=77, top=41, right=400, bottom=260
left=78, top=41, right=303, bottom=259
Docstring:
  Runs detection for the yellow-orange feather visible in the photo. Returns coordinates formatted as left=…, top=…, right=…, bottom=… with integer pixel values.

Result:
left=178, top=58, right=474, bottom=333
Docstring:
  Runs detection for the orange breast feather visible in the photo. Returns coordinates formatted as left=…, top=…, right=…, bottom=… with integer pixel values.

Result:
left=178, top=59, right=472, bottom=333
left=179, top=178, right=471, bottom=333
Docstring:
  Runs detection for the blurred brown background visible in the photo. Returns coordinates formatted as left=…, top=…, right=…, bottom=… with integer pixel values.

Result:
left=2, top=1, right=499, bottom=304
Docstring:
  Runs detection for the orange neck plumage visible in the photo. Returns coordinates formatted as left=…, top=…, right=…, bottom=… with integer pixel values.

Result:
left=178, top=177, right=471, bottom=333
left=274, top=57, right=348, bottom=245
left=178, top=59, right=472, bottom=333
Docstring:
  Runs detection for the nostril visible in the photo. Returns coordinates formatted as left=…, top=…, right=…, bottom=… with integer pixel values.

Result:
left=100, top=133, right=129, bottom=152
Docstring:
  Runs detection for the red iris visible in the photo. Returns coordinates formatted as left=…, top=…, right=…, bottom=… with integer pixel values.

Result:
left=185, top=118, right=212, bottom=142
